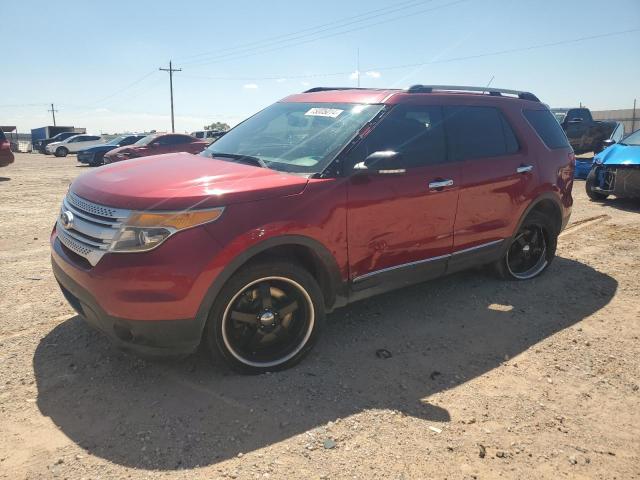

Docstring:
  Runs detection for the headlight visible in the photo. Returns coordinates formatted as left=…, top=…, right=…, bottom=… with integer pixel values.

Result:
left=109, top=207, right=224, bottom=252
left=594, top=156, right=603, bottom=165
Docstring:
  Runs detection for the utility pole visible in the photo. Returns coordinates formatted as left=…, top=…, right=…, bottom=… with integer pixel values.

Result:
left=632, top=98, right=637, bottom=133
left=159, top=61, right=181, bottom=133
left=48, top=103, right=58, bottom=126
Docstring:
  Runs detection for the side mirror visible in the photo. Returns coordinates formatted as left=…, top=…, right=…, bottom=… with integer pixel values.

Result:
left=602, top=138, right=616, bottom=149
left=354, top=150, right=403, bottom=173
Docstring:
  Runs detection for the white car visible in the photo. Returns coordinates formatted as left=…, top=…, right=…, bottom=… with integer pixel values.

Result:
left=189, top=130, right=226, bottom=144
left=46, top=134, right=105, bottom=157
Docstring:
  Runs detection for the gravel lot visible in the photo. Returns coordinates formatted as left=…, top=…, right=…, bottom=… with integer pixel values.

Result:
left=1, top=153, right=639, bottom=479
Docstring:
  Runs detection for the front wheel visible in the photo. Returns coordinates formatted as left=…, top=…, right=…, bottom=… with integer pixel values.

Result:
left=495, top=211, right=557, bottom=280
left=586, top=168, right=608, bottom=201
left=205, top=261, right=325, bottom=373
left=54, top=147, right=68, bottom=157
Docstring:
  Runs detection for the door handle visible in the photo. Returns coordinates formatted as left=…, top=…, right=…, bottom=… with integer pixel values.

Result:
left=516, top=165, right=534, bottom=174
left=428, top=179, right=454, bottom=190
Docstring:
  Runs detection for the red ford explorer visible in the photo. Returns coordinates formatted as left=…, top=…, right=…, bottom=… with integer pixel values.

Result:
left=51, top=85, right=574, bottom=373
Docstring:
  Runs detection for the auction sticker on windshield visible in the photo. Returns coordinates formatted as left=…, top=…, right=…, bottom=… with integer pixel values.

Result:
left=304, top=107, right=343, bottom=118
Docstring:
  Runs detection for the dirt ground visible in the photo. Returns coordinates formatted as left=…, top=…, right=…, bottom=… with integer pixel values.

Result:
left=0, top=153, right=638, bottom=480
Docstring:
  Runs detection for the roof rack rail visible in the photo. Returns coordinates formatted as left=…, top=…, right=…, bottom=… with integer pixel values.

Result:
left=302, top=87, right=398, bottom=93
left=406, top=85, right=540, bottom=102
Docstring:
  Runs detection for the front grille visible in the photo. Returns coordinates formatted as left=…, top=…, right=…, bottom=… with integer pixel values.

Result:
left=56, top=192, right=131, bottom=266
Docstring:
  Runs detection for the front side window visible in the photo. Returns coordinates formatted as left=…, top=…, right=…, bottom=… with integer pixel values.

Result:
left=348, top=105, right=446, bottom=168
left=200, top=102, right=385, bottom=174
left=445, top=106, right=519, bottom=161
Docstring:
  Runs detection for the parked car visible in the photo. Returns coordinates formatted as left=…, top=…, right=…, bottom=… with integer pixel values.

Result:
left=35, top=131, right=84, bottom=154
left=51, top=85, right=574, bottom=373
left=77, top=134, right=146, bottom=166
left=552, top=107, right=621, bottom=154
left=46, top=134, right=104, bottom=157
left=573, top=121, right=625, bottom=179
left=0, top=130, right=15, bottom=167
left=586, top=128, right=640, bottom=200
left=190, top=130, right=227, bottom=144
left=103, top=133, right=208, bottom=164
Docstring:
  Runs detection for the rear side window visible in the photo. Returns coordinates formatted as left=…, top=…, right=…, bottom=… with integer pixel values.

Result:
left=523, top=109, right=570, bottom=149
left=444, top=106, right=519, bottom=161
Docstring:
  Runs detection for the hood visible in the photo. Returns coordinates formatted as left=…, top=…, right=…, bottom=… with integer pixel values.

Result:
left=71, top=152, right=309, bottom=210
left=595, top=143, right=640, bottom=166
left=80, top=144, right=115, bottom=153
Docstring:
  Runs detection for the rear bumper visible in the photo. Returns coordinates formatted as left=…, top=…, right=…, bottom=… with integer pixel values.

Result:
left=52, top=253, right=203, bottom=356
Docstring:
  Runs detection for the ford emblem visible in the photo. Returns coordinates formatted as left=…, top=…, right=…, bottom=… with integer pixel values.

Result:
left=61, top=211, right=74, bottom=229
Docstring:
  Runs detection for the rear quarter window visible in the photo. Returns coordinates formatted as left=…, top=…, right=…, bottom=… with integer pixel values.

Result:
left=523, top=109, right=570, bottom=149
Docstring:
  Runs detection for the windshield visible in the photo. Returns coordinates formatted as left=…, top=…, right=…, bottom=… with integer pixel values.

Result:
left=200, top=102, right=385, bottom=174
left=134, top=134, right=157, bottom=146
left=620, top=129, right=640, bottom=146
left=105, top=136, right=126, bottom=146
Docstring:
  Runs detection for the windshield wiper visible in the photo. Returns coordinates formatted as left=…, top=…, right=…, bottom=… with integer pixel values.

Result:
left=209, top=152, right=267, bottom=168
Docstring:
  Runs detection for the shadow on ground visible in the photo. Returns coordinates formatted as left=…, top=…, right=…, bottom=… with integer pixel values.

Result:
left=34, top=257, right=616, bottom=470
left=0, top=177, right=10, bottom=182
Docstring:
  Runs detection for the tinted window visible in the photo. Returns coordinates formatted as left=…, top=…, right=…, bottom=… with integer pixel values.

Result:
left=157, top=135, right=192, bottom=145
left=0, top=130, right=6, bottom=141
left=523, top=109, right=570, bottom=149
left=444, top=106, right=519, bottom=161
left=353, top=105, right=446, bottom=168
left=120, top=136, right=138, bottom=146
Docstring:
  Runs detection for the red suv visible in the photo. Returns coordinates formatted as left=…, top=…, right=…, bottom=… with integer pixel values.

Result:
left=103, top=133, right=208, bottom=164
left=0, top=130, right=15, bottom=168
left=51, top=85, right=574, bottom=372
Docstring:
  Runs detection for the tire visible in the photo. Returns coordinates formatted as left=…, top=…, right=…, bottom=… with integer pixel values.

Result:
left=495, top=211, right=557, bottom=281
left=586, top=168, right=608, bottom=201
left=54, top=147, right=68, bottom=157
left=205, top=261, right=325, bottom=374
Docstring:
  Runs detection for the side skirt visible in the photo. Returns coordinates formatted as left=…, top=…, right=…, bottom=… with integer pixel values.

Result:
left=346, top=239, right=504, bottom=304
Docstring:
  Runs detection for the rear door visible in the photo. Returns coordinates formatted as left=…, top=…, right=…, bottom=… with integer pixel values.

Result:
left=346, top=104, right=461, bottom=290
left=445, top=105, right=537, bottom=269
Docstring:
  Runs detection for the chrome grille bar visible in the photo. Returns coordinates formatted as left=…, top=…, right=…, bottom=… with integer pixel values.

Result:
left=56, top=192, right=131, bottom=266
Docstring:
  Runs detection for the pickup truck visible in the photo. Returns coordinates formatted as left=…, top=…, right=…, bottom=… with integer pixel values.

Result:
left=551, top=108, right=622, bottom=154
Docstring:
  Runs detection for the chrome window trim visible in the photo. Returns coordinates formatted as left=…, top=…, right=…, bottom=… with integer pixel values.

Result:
left=352, top=239, right=504, bottom=283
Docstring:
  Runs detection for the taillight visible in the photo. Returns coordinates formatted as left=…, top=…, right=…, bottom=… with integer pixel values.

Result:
left=0, top=140, right=10, bottom=151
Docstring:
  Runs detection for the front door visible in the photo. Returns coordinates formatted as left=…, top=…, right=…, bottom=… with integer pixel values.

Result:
left=346, top=104, right=460, bottom=291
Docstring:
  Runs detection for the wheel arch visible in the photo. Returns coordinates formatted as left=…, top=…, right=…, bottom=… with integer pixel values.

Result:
left=510, top=193, right=564, bottom=245
left=195, top=235, right=346, bottom=334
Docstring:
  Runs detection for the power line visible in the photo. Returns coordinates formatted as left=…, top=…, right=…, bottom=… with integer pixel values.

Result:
left=178, top=28, right=640, bottom=82
left=90, top=70, right=158, bottom=106
left=159, top=61, right=182, bottom=133
left=176, top=0, right=430, bottom=63
left=182, top=0, right=468, bottom=67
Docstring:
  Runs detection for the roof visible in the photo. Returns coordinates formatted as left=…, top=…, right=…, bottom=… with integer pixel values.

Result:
left=280, top=85, right=540, bottom=105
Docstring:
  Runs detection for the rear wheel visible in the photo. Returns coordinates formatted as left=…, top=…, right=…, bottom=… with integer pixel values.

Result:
left=495, top=211, right=556, bottom=280
left=586, top=168, right=608, bottom=201
left=205, top=261, right=325, bottom=373
left=54, top=147, right=68, bottom=157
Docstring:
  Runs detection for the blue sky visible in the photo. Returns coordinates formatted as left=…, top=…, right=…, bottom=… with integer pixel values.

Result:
left=2, top=0, right=639, bottom=134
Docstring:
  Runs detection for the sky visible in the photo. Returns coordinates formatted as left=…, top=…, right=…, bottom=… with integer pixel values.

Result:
left=2, top=0, right=639, bottom=135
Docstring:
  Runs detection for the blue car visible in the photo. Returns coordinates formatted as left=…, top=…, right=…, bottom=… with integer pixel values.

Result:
left=574, top=121, right=625, bottom=179
left=77, top=134, right=145, bottom=166
left=586, top=128, right=640, bottom=201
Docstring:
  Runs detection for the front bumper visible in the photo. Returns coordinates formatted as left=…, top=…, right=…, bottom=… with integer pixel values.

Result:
left=77, top=152, right=96, bottom=164
left=592, top=165, right=640, bottom=199
left=50, top=225, right=225, bottom=356
left=52, top=258, right=203, bottom=356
